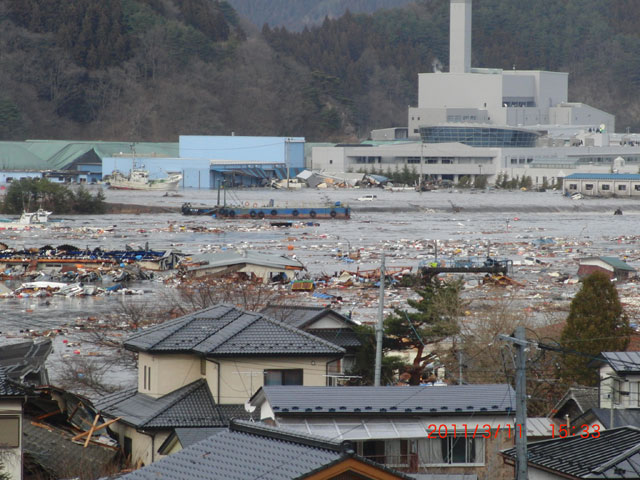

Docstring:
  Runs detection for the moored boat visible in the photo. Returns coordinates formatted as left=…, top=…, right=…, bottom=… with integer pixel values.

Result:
left=107, top=169, right=182, bottom=191
left=181, top=202, right=350, bottom=219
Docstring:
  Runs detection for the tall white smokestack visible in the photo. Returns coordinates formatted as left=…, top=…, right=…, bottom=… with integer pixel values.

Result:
left=449, top=0, right=472, bottom=73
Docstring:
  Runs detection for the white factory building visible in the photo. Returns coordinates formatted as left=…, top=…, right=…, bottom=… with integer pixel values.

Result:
left=311, top=0, right=640, bottom=187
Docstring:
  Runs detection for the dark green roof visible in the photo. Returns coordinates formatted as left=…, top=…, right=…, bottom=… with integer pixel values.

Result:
left=0, top=140, right=178, bottom=171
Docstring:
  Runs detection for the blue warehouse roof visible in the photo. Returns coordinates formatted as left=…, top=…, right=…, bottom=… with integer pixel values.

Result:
left=564, top=173, right=640, bottom=180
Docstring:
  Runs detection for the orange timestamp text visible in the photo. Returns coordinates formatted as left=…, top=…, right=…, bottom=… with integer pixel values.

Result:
left=426, top=423, right=601, bottom=439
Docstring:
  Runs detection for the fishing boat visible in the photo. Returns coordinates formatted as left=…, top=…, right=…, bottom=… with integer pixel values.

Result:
left=181, top=201, right=350, bottom=220
left=107, top=169, right=182, bottom=191
left=0, top=208, right=54, bottom=228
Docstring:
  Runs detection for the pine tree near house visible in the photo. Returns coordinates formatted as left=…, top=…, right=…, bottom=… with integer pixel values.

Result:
left=560, top=271, right=632, bottom=386
left=384, top=278, right=463, bottom=385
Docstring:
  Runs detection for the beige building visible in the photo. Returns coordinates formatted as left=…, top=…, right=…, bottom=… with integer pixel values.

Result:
left=95, top=304, right=345, bottom=467
left=0, top=370, right=26, bottom=480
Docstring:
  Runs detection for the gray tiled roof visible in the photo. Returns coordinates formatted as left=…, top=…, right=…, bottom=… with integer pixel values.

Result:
left=125, top=304, right=344, bottom=357
left=114, top=420, right=343, bottom=480
left=0, top=338, right=52, bottom=383
left=256, top=384, right=515, bottom=415
left=24, top=421, right=119, bottom=479
left=261, top=304, right=356, bottom=329
left=173, top=427, right=227, bottom=449
left=599, top=352, right=640, bottom=373
left=95, top=379, right=249, bottom=429
left=501, top=426, right=640, bottom=478
left=0, top=367, right=27, bottom=396
left=306, top=328, right=362, bottom=349
left=586, top=408, right=640, bottom=430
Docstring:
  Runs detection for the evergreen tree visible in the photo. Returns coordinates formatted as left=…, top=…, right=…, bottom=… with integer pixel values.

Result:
left=345, top=324, right=406, bottom=385
left=384, top=278, right=463, bottom=384
left=560, top=271, right=631, bottom=386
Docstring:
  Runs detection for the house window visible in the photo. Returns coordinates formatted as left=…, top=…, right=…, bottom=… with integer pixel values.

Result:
left=0, top=416, right=20, bottom=447
left=634, top=184, right=640, bottom=191
left=585, top=184, right=594, bottom=190
left=264, top=369, right=303, bottom=386
left=200, top=358, right=206, bottom=375
left=143, top=365, right=151, bottom=390
left=569, top=184, right=577, bottom=190
left=601, top=184, right=610, bottom=191
left=359, top=440, right=409, bottom=466
left=418, top=437, right=484, bottom=466
left=618, top=184, right=627, bottom=191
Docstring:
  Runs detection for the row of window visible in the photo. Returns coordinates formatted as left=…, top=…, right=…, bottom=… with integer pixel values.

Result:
left=446, top=115, right=478, bottom=122
left=576, top=156, right=640, bottom=165
left=568, top=183, right=640, bottom=192
left=509, top=158, right=534, bottom=165
left=420, top=126, right=539, bottom=148
left=357, top=157, right=491, bottom=165
left=358, top=437, right=482, bottom=467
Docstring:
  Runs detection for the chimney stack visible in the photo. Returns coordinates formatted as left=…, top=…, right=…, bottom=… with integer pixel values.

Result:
left=449, top=0, right=472, bottom=73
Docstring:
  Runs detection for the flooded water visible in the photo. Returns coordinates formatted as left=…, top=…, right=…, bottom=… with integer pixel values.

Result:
left=2, top=186, right=639, bottom=390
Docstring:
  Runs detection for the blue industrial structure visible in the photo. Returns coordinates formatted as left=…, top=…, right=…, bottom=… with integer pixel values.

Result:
left=102, top=136, right=306, bottom=189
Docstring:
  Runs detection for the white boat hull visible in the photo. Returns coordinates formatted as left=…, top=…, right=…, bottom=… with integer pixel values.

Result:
left=108, top=170, right=182, bottom=191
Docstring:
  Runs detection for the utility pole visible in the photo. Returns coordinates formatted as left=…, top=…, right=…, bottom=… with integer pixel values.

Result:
left=499, top=326, right=528, bottom=480
left=374, top=252, right=386, bottom=387
left=419, top=142, right=424, bottom=191
left=458, top=350, right=463, bottom=385
left=285, top=138, right=290, bottom=189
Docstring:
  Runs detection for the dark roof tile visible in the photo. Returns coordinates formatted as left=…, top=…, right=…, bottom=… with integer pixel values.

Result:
left=257, top=384, right=515, bottom=415
left=96, top=380, right=249, bottom=429
left=125, top=304, right=344, bottom=357
left=502, top=426, right=640, bottom=478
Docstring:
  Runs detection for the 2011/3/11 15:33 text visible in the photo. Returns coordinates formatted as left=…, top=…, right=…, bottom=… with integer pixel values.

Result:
left=426, top=424, right=601, bottom=439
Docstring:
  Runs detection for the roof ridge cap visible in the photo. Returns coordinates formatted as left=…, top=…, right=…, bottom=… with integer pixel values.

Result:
left=229, top=419, right=341, bottom=451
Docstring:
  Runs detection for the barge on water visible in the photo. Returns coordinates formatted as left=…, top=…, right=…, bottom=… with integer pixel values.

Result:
left=181, top=202, right=350, bottom=220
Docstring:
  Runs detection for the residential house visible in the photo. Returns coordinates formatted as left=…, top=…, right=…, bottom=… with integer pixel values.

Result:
left=548, top=387, right=598, bottom=426
left=0, top=368, right=26, bottom=480
left=577, top=257, right=636, bottom=281
left=0, top=338, right=52, bottom=386
left=95, top=304, right=345, bottom=467
left=117, top=419, right=411, bottom=480
left=250, top=384, right=517, bottom=480
left=592, top=352, right=640, bottom=411
left=178, top=250, right=305, bottom=282
left=261, top=304, right=362, bottom=377
left=501, top=426, right=640, bottom=479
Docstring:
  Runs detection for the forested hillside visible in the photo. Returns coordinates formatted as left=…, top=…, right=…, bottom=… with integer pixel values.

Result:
left=225, top=0, right=415, bottom=31
left=2, top=0, right=640, bottom=143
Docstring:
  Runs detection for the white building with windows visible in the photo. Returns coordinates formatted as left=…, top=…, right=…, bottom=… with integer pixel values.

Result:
left=311, top=0, right=640, bottom=188
left=250, top=384, right=516, bottom=479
